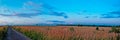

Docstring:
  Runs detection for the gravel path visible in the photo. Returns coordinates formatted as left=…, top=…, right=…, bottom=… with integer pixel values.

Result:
left=6, top=26, right=31, bottom=40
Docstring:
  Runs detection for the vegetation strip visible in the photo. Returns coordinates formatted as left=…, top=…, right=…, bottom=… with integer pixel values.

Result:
left=0, top=27, right=7, bottom=40
left=13, top=27, right=45, bottom=40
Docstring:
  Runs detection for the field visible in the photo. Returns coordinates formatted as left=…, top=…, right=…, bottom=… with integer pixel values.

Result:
left=13, top=26, right=120, bottom=40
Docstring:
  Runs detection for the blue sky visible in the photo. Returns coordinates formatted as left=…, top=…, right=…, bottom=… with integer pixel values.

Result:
left=0, top=0, right=120, bottom=25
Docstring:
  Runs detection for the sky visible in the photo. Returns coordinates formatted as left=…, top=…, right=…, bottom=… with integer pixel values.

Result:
left=0, top=0, right=120, bottom=25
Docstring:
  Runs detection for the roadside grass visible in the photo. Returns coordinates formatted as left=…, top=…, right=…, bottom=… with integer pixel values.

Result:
left=0, top=27, right=7, bottom=40
left=13, top=27, right=45, bottom=40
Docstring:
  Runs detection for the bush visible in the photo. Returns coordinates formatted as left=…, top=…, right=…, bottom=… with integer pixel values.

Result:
left=69, top=27, right=74, bottom=32
left=96, top=27, right=99, bottom=30
left=111, top=27, right=120, bottom=33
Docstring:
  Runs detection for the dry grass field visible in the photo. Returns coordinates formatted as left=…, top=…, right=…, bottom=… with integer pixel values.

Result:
left=13, top=26, right=119, bottom=40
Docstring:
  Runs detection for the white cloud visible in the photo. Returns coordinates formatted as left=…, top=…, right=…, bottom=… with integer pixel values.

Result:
left=0, top=15, right=45, bottom=25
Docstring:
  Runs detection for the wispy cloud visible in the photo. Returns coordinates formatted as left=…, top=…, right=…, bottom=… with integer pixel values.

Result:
left=47, top=20, right=65, bottom=24
left=0, top=1, right=68, bottom=18
left=101, top=11, right=120, bottom=18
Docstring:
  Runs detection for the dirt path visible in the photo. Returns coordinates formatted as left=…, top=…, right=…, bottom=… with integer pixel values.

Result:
left=6, top=26, right=31, bottom=40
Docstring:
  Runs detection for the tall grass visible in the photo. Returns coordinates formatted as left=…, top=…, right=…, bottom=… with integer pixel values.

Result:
left=0, top=27, right=7, bottom=40
left=110, top=27, right=120, bottom=40
left=13, top=27, right=45, bottom=40
left=13, top=26, right=118, bottom=40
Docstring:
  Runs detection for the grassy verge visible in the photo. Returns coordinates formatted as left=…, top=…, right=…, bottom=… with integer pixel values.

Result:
left=13, top=27, right=45, bottom=40
left=0, top=27, right=7, bottom=40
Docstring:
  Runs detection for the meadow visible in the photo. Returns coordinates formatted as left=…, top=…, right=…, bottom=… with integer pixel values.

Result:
left=13, top=26, right=120, bottom=40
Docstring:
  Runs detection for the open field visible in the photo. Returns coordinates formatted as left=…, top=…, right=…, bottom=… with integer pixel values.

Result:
left=13, top=26, right=120, bottom=40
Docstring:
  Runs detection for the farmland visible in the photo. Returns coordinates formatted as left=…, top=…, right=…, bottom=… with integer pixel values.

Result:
left=13, top=26, right=120, bottom=40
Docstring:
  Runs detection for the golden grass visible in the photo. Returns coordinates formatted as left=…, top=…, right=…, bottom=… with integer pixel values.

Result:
left=14, top=26, right=118, bottom=40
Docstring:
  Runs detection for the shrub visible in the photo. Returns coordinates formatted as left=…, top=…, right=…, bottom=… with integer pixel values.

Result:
left=69, top=27, right=74, bottom=32
left=111, top=27, right=120, bottom=33
left=96, top=27, right=99, bottom=30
